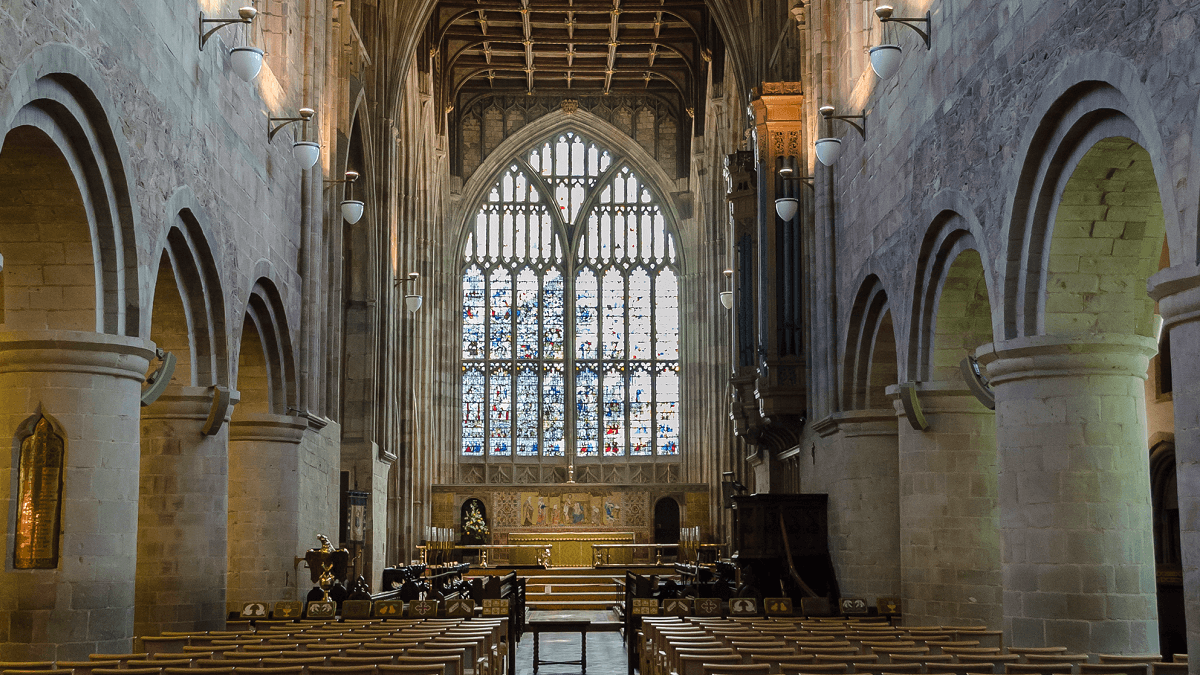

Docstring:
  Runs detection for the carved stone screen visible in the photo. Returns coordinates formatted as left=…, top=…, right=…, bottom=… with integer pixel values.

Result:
left=461, top=131, right=680, bottom=463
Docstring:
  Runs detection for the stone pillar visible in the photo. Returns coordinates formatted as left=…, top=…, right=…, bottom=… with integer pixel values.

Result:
left=0, top=331, right=155, bottom=660
left=810, top=410, right=901, bottom=602
left=1150, top=268, right=1200, bottom=669
left=890, top=383, right=1002, bottom=628
left=977, top=335, right=1159, bottom=653
left=227, top=413, right=307, bottom=607
left=135, top=386, right=229, bottom=636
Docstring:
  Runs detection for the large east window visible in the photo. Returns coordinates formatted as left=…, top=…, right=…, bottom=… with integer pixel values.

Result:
left=461, top=132, right=680, bottom=459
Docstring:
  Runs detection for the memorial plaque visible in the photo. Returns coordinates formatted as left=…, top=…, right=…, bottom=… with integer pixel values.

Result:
left=446, top=599, right=475, bottom=617
left=408, top=600, right=438, bottom=617
left=764, top=597, right=793, bottom=616
left=342, top=599, right=372, bottom=619
left=14, top=416, right=65, bottom=569
left=274, top=601, right=303, bottom=618
left=729, top=597, right=758, bottom=616
left=374, top=600, right=404, bottom=618
left=482, top=598, right=510, bottom=616
left=307, top=600, right=336, bottom=618
left=840, top=597, right=868, bottom=615
left=663, top=598, right=692, bottom=616
left=632, top=598, right=659, bottom=616
left=877, top=597, right=901, bottom=615
left=240, top=602, right=268, bottom=618
left=695, top=598, right=722, bottom=617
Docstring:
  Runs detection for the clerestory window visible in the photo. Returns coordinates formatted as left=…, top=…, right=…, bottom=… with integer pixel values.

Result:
left=461, top=131, right=680, bottom=461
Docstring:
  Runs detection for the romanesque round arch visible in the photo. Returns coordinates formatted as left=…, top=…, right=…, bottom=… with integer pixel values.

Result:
left=842, top=273, right=899, bottom=411
left=234, top=275, right=299, bottom=415
left=1000, top=51, right=1179, bottom=339
left=0, top=43, right=141, bottom=337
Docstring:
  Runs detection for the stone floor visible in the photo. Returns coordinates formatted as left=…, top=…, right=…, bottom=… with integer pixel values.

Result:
left=514, top=611, right=628, bottom=675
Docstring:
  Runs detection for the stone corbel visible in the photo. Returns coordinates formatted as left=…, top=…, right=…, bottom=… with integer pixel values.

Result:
left=202, top=385, right=235, bottom=435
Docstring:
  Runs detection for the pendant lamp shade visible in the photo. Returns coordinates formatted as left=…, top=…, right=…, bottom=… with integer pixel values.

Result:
left=293, top=141, right=320, bottom=169
left=341, top=200, right=364, bottom=224
left=230, top=47, right=264, bottom=82
left=775, top=197, right=799, bottom=221
left=869, top=44, right=903, bottom=79
left=815, top=138, right=843, bottom=166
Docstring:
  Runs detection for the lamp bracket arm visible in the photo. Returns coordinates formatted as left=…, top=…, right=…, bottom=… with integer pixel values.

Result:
left=830, top=114, right=867, bottom=139
left=881, top=11, right=931, bottom=49
left=268, top=117, right=305, bottom=142
left=199, top=12, right=252, bottom=50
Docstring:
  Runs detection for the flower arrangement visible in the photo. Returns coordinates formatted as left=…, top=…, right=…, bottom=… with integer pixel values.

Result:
left=463, top=501, right=489, bottom=540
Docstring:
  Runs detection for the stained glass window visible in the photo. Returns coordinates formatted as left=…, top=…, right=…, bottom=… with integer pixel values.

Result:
left=461, top=131, right=680, bottom=460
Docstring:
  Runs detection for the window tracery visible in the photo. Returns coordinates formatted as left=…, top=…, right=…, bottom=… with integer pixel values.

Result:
left=461, top=131, right=680, bottom=464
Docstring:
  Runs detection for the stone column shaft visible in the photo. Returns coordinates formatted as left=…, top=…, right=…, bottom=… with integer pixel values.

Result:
left=136, top=386, right=229, bottom=636
left=227, top=413, right=307, bottom=607
left=978, top=335, right=1159, bottom=654
left=891, top=383, right=1001, bottom=628
left=0, top=330, right=154, bottom=660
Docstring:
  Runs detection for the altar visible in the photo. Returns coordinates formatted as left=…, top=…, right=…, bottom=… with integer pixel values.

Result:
left=507, top=531, right=635, bottom=567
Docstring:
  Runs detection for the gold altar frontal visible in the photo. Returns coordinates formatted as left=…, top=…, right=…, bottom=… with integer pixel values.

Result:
left=507, top=531, right=635, bottom=567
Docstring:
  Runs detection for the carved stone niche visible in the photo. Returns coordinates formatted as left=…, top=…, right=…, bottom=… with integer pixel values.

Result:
left=13, top=407, right=67, bottom=570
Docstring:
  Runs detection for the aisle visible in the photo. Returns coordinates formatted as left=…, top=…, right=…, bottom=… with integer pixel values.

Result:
left=513, top=611, right=628, bottom=675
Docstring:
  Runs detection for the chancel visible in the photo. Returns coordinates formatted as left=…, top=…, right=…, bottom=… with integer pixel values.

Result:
left=0, top=0, right=1196, bottom=672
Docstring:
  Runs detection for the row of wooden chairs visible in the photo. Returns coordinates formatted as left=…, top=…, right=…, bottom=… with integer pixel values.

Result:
left=2, top=618, right=506, bottom=675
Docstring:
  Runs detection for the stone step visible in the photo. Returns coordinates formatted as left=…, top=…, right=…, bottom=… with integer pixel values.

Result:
left=526, top=598, right=618, bottom=611
left=527, top=583, right=620, bottom=594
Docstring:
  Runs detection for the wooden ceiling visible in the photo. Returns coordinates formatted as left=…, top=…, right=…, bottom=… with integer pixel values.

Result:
left=431, top=0, right=717, bottom=116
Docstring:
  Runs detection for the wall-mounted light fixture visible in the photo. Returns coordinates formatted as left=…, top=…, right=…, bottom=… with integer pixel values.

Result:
left=396, top=272, right=423, bottom=313
left=269, top=108, right=320, bottom=169
left=870, top=5, right=932, bottom=80
left=325, top=170, right=364, bottom=223
left=720, top=269, right=734, bottom=309
left=199, top=7, right=264, bottom=82
left=815, top=105, right=866, bottom=166
left=776, top=159, right=800, bottom=221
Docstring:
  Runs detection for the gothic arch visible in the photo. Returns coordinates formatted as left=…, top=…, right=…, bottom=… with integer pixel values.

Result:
left=1000, top=52, right=1180, bottom=339
left=908, top=200, right=998, bottom=383
left=451, top=110, right=687, bottom=268
left=842, top=274, right=898, bottom=411
left=0, top=43, right=142, bottom=337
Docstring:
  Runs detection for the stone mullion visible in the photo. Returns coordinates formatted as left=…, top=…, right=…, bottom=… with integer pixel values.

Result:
left=564, top=262, right=578, bottom=468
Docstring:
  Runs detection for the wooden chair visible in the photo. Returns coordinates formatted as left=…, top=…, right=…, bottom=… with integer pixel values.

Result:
left=5, top=670, right=65, bottom=675
left=427, top=639, right=488, bottom=675
left=395, top=654, right=464, bottom=675
left=249, top=644, right=301, bottom=652
left=89, top=654, right=149, bottom=665
left=346, top=649, right=408, bottom=658
left=1151, top=664, right=1188, bottom=675
left=193, top=659, right=262, bottom=669
left=92, top=668, right=164, bottom=675
left=855, top=663, right=923, bottom=675
left=678, top=653, right=741, bottom=675
left=812, top=655, right=880, bottom=667
left=738, top=648, right=798, bottom=664
left=778, top=665, right=849, bottom=675
left=703, top=663, right=773, bottom=675
left=263, top=657, right=329, bottom=672
left=928, top=642, right=982, bottom=654
left=926, top=664, right=986, bottom=675
left=1172, top=657, right=1186, bottom=664
left=1007, top=649, right=1068, bottom=658
left=56, top=661, right=118, bottom=675
left=944, top=648, right=1002, bottom=657
left=238, top=668, right=306, bottom=675
left=0, top=664, right=54, bottom=672
left=1004, top=664, right=1075, bottom=675
left=149, top=652, right=212, bottom=661
left=748, top=655, right=815, bottom=673
left=671, top=647, right=736, bottom=675
left=305, top=667, right=374, bottom=675
left=799, top=648, right=860, bottom=657
left=1024, top=655, right=1087, bottom=666
left=377, top=665, right=446, bottom=675
left=140, top=636, right=191, bottom=655
left=127, top=659, right=191, bottom=670
left=889, top=655, right=953, bottom=666
left=163, top=668, right=235, bottom=675
left=330, top=655, right=398, bottom=666
left=871, top=647, right=930, bottom=661
left=1081, top=664, right=1149, bottom=675
left=958, top=655, right=1021, bottom=670
left=1097, top=657, right=1160, bottom=666
left=224, top=651, right=285, bottom=660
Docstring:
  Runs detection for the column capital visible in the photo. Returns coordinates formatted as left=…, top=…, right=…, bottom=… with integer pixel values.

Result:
left=974, top=334, right=1157, bottom=386
left=1148, top=264, right=1200, bottom=330
left=0, top=329, right=155, bottom=381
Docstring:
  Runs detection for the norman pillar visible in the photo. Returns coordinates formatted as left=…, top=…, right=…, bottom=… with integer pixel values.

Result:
left=135, top=386, right=230, bottom=636
left=1150, top=267, right=1200, bottom=668
left=227, top=413, right=307, bottom=606
left=0, top=331, right=155, bottom=660
left=978, top=335, right=1159, bottom=653
left=890, top=382, right=1001, bottom=628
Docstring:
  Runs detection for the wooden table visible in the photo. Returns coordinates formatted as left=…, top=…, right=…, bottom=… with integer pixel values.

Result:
left=529, top=617, right=592, bottom=675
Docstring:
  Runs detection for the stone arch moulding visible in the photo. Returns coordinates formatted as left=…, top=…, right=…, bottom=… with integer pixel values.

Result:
left=998, top=51, right=1182, bottom=339
left=449, top=109, right=689, bottom=269
left=147, top=188, right=231, bottom=391
left=907, top=196, right=999, bottom=382
left=234, top=276, right=300, bottom=416
left=841, top=273, right=898, bottom=411
left=0, top=43, right=142, bottom=337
